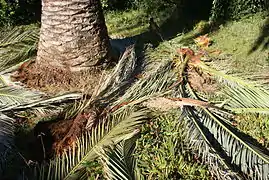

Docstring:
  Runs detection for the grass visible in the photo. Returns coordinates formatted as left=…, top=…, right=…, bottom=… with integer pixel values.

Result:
left=144, top=12, right=269, bottom=77
left=105, top=9, right=149, bottom=38
left=208, top=12, right=269, bottom=75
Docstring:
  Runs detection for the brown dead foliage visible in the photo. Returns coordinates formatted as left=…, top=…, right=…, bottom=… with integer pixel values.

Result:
left=177, top=47, right=219, bottom=93
left=40, top=108, right=102, bottom=155
left=13, top=60, right=109, bottom=156
left=49, top=113, right=88, bottom=154
left=11, top=60, right=104, bottom=95
left=187, top=67, right=218, bottom=93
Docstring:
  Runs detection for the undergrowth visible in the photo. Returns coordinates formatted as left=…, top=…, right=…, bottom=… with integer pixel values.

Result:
left=135, top=112, right=210, bottom=179
left=235, top=113, right=269, bottom=149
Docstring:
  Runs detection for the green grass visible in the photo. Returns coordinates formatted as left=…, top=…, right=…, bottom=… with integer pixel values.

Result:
left=144, top=12, right=269, bottom=77
left=209, top=13, right=269, bottom=74
left=105, top=9, right=149, bottom=38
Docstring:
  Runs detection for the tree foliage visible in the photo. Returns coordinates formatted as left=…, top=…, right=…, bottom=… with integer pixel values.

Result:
left=211, top=0, right=269, bottom=21
left=0, top=0, right=40, bottom=26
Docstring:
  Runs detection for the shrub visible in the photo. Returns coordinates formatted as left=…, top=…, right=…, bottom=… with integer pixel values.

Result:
left=135, top=112, right=210, bottom=179
left=211, top=0, right=269, bottom=21
left=134, top=0, right=180, bottom=17
left=0, top=0, right=40, bottom=26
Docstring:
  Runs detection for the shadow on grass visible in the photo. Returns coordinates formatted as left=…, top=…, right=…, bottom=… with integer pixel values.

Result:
left=109, top=0, right=223, bottom=64
left=249, top=15, right=269, bottom=54
left=109, top=0, right=216, bottom=47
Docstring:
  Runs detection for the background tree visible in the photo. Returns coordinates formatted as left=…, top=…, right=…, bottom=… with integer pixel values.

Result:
left=36, top=0, right=111, bottom=72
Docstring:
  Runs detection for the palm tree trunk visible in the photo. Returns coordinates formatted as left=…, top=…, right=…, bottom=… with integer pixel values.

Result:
left=37, top=0, right=111, bottom=71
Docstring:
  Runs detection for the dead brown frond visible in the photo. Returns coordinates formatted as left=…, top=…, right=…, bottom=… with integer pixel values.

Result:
left=188, top=67, right=219, bottom=93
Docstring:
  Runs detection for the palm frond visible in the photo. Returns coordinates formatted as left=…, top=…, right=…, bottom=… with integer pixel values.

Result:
left=38, top=107, right=149, bottom=180
left=195, top=61, right=257, bottom=89
left=112, top=62, right=177, bottom=108
left=181, top=83, right=269, bottom=180
left=181, top=106, right=242, bottom=179
left=99, top=137, right=138, bottom=180
left=97, top=45, right=138, bottom=99
left=0, top=113, right=15, bottom=176
left=0, top=92, right=82, bottom=112
left=0, top=86, right=41, bottom=110
left=0, top=26, right=39, bottom=72
left=194, top=61, right=269, bottom=114
left=224, top=86, right=269, bottom=114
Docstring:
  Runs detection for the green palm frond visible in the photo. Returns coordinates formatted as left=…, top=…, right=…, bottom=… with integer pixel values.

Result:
left=181, top=83, right=269, bottom=180
left=112, top=62, right=177, bottom=108
left=224, top=86, right=269, bottom=114
left=14, top=93, right=82, bottom=127
left=181, top=106, right=242, bottom=179
left=0, top=113, right=15, bottom=176
left=0, top=86, right=41, bottom=110
left=99, top=137, right=138, bottom=180
left=0, top=26, right=39, bottom=72
left=97, top=45, right=137, bottom=99
left=195, top=61, right=269, bottom=114
left=196, top=61, right=257, bottom=89
left=0, top=92, right=82, bottom=112
left=38, top=107, right=149, bottom=180
left=0, top=75, right=8, bottom=86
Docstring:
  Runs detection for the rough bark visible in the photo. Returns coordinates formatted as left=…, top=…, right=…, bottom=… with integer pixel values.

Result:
left=37, top=0, right=111, bottom=71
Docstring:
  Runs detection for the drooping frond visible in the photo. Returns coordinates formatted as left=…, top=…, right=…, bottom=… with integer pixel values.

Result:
left=99, top=137, right=138, bottom=180
left=94, top=45, right=140, bottom=108
left=194, top=61, right=258, bottom=88
left=224, top=85, right=269, bottom=114
left=194, top=61, right=269, bottom=114
left=0, top=86, right=41, bottom=110
left=38, top=107, right=149, bottom=180
left=0, top=26, right=39, bottom=72
left=0, top=92, right=82, bottom=112
left=181, top=83, right=269, bottom=180
left=112, top=62, right=177, bottom=108
left=0, top=113, right=15, bottom=176
left=180, top=106, right=242, bottom=179
left=98, top=45, right=137, bottom=98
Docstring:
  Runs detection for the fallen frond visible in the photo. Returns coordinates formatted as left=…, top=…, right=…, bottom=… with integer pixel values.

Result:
left=181, top=82, right=269, bottom=180
left=193, top=61, right=269, bottom=114
left=0, top=86, right=41, bottom=110
left=112, top=62, right=177, bottom=109
left=99, top=137, right=138, bottom=180
left=37, top=107, right=149, bottom=180
left=0, top=26, right=39, bottom=72
left=0, top=113, right=15, bottom=176
left=97, top=45, right=138, bottom=98
left=181, top=106, right=242, bottom=180
left=0, top=92, right=82, bottom=112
